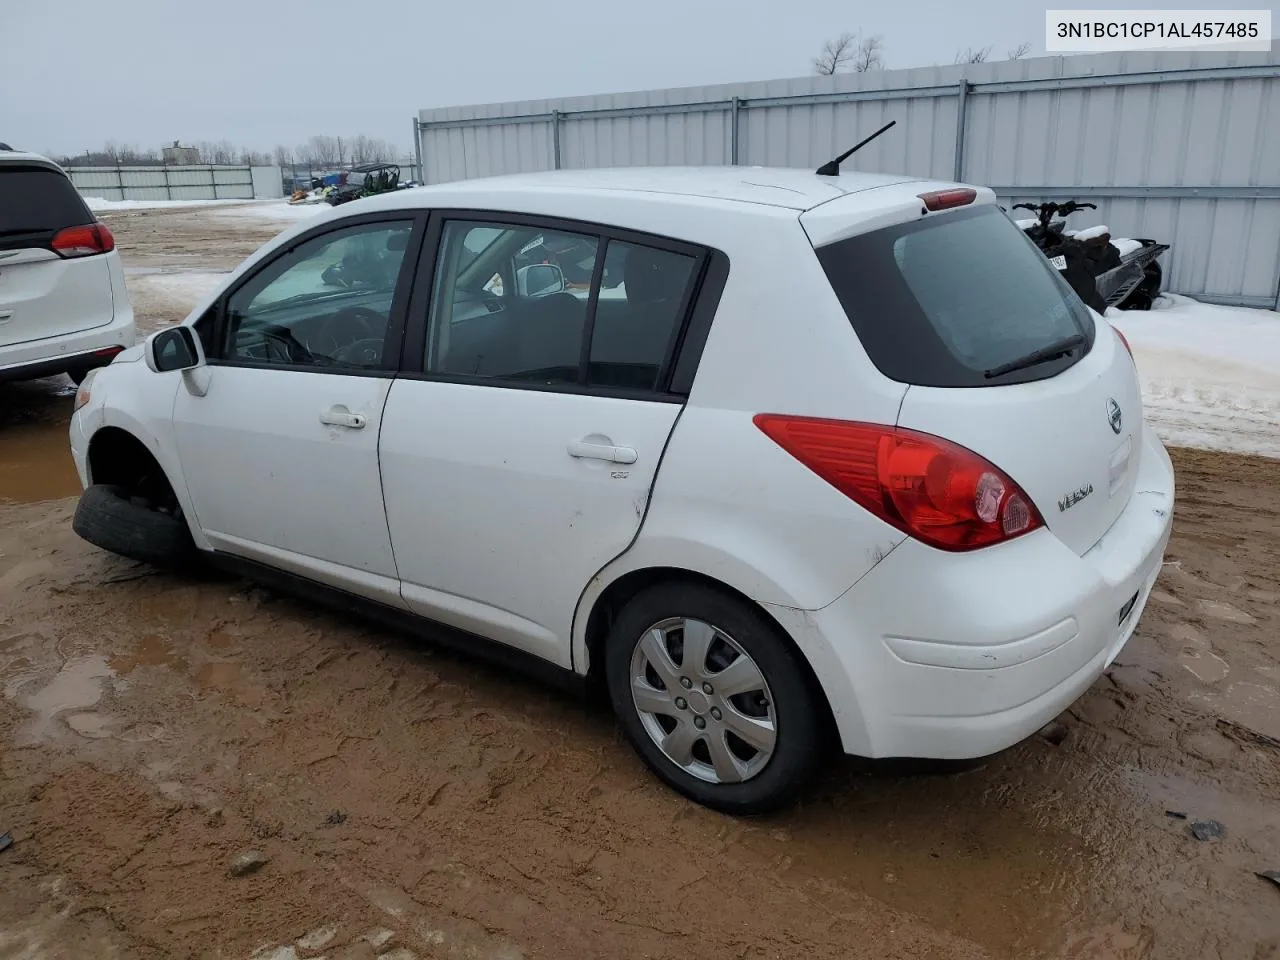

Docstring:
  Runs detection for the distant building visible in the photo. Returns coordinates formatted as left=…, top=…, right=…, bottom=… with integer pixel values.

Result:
left=162, top=140, right=201, bottom=165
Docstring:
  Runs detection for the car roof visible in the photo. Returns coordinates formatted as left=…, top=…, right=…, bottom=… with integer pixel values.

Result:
left=0, top=150, right=65, bottom=172
left=365, top=166, right=924, bottom=214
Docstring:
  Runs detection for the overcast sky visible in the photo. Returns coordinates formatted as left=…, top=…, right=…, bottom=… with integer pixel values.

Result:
left=4, top=0, right=1276, bottom=158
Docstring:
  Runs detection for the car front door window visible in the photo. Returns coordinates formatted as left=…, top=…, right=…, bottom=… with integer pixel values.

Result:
left=224, top=221, right=413, bottom=370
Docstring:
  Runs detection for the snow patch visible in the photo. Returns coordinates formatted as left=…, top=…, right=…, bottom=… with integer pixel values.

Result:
left=1110, top=294, right=1280, bottom=459
left=208, top=200, right=334, bottom=223
left=1112, top=238, right=1144, bottom=257
left=1072, top=224, right=1111, bottom=241
left=83, top=197, right=252, bottom=211
left=127, top=271, right=228, bottom=305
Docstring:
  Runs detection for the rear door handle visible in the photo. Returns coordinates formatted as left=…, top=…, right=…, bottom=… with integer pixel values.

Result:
left=320, top=405, right=367, bottom=429
left=0, top=311, right=13, bottom=324
left=568, top=439, right=638, bottom=464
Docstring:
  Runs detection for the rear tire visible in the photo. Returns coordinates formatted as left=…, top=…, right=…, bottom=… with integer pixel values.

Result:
left=72, top=484, right=196, bottom=569
left=604, top=582, right=823, bottom=814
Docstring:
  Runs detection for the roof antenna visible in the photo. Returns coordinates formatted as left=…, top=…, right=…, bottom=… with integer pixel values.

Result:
left=815, top=120, right=896, bottom=176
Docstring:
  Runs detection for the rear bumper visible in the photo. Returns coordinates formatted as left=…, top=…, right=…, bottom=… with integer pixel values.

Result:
left=767, top=422, right=1175, bottom=759
left=0, top=312, right=136, bottom=382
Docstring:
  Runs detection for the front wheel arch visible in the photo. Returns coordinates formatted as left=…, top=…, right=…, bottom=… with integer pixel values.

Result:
left=87, top=427, right=181, bottom=513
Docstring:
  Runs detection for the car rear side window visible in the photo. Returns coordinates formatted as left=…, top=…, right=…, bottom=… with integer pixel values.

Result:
left=0, top=166, right=94, bottom=243
left=815, top=204, right=1095, bottom=387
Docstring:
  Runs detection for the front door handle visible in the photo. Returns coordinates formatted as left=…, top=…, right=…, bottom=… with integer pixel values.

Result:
left=0, top=311, right=13, bottom=324
left=568, top=439, right=638, bottom=464
left=320, top=405, right=367, bottom=429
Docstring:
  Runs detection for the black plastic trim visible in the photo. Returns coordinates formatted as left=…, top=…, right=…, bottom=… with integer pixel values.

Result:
left=0, top=346, right=125, bottom=383
left=668, top=249, right=730, bottom=396
left=205, top=550, right=587, bottom=696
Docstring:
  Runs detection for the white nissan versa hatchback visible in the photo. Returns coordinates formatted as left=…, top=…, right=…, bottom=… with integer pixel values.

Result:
left=0, top=150, right=134, bottom=384
left=69, top=166, right=1174, bottom=813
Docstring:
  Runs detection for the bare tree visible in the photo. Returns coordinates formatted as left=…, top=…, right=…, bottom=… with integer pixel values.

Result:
left=955, top=45, right=993, bottom=64
left=348, top=135, right=397, bottom=164
left=813, top=33, right=856, bottom=75
left=1007, top=41, right=1031, bottom=60
left=300, top=135, right=340, bottom=168
left=851, top=34, right=885, bottom=72
left=273, top=144, right=295, bottom=167
left=814, top=32, right=885, bottom=74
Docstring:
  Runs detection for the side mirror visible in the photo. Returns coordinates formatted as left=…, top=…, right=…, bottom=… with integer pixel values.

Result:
left=146, top=326, right=204, bottom=374
left=516, top=262, right=566, bottom=298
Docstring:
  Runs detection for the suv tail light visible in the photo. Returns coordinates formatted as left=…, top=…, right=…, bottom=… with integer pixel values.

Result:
left=753, top=415, right=1044, bottom=551
left=52, top=222, right=115, bottom=258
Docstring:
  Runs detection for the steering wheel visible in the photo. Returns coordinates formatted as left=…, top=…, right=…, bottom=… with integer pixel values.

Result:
left=313, top=307, right=387, bottom=357
left=246, top=324, right=315, bottom=364
left=331, top=337, right=386, bottom=368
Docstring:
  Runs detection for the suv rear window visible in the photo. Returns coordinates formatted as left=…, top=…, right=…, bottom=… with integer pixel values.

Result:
left=815, top=204, right=1095, bottom=387
left=0, top=165, right=94, bottom=243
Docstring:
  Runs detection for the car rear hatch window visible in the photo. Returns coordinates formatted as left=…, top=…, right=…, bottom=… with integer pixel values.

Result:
left=814, top=204, right=1095, bottom=387
left=812, top=200, right=1142, bottom=557
left=0, top=164, right=95, bottom=252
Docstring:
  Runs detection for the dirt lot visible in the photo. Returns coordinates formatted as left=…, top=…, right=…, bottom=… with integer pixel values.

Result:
left=2, top=206, right=1279, bottom=959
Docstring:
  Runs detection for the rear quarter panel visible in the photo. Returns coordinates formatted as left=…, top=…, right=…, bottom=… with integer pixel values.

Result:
left=574, top=213, right=909, bottom=671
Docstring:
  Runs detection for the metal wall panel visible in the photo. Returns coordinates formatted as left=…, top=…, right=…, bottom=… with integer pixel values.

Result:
left=417, top=49, right=1280, bottom=307
left=65, top=164, right=278, bottom=201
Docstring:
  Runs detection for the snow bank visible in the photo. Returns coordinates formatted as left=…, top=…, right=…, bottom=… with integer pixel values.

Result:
left=84, top=197, right=251, bottom=211
left=1110, top=294, right=1280, bottom=459
left=128, top=271, right=227, bottom=303
left=83, top=197, right=327, bottom=224
left=206, top=199, right=333, bottom=223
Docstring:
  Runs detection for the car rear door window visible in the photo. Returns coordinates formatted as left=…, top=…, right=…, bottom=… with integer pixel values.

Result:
left=420, top=216, right=711, bottom=396
left=425, top=221, right=600, bottom=385
left=0, top=166, right=94, bottom=251
left=815, top=204, right=1095, bottom=387
left=588, top=241, right=698, bottom=391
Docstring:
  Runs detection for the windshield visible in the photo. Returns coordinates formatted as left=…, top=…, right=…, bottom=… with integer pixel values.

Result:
left=815, top=204, right=1095, bottom=387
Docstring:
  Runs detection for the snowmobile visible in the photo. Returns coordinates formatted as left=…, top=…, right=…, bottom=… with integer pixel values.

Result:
left=1012, top=200, right=1169, bottom=312
left=326, top=163, right=401, bottom=207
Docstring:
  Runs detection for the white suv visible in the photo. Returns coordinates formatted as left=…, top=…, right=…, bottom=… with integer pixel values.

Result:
left=68, top=167, right=1174, bottom=813
left=0, top=150, right=134, bottom=385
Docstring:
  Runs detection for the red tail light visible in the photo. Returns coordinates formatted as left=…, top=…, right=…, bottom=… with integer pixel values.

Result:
left=52, top=222, right=115, bottom=258
left=754, top=415, right=1044, bottom=551
left=1113, top=326, right=1134, bottom=359
left=918, top=188, right=977, bottom=212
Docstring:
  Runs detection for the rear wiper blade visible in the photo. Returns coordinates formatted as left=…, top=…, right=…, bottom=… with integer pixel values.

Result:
left=984, top=333, right=1086, bottom=379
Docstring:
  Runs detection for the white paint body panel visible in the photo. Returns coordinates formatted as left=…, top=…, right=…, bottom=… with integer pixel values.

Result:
left=171, top=367, right=405, bottom=607
left=69, top=166, right=1176, bottom=763
left=380, top=383, right=681, bottom=667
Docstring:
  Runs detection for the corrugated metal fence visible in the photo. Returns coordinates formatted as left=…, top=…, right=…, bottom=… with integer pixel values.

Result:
left=66, top=164, right=283, bottom=202
left=415, top=49, right=1280, bottom=308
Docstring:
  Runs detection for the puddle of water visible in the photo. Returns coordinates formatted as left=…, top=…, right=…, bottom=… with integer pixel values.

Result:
left=207, top=626, right=235, bottom=649
left=109, top=633, right=188, bottom=675
left=195, top=661, right=241, bottom=689
left=0, top=423, right=81, bottom=503
left=16, top=655, right=113, bottom=743
left=66, top=712, right=113, bottom=739
left=1195, top=598, right=1256, bottom=625
left=1179, top=647, right=1230, bottom=683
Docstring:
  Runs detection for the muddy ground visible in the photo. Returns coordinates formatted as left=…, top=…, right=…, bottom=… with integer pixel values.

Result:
left=1, top=206, right=1279, bottom=960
